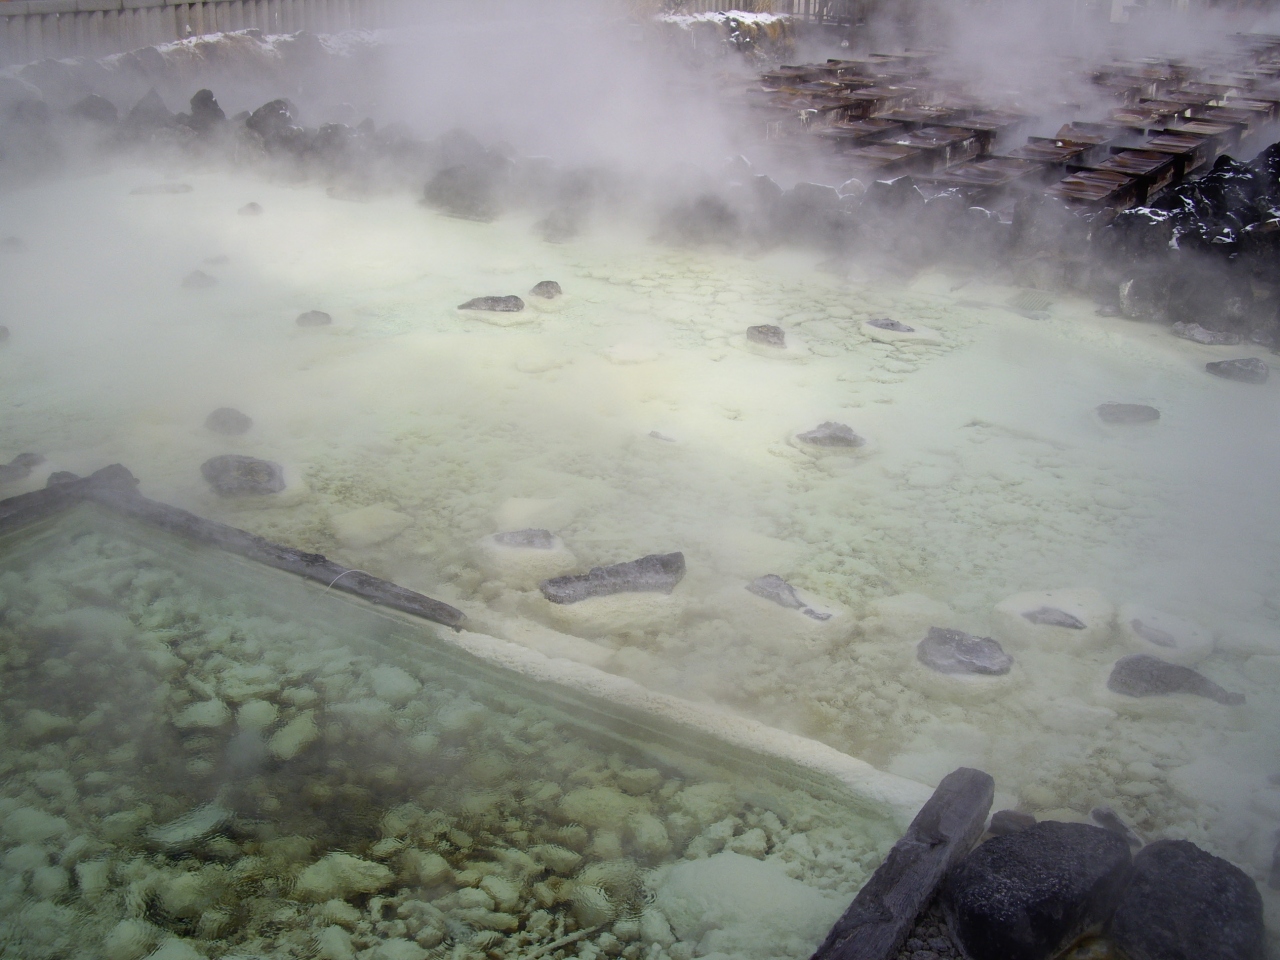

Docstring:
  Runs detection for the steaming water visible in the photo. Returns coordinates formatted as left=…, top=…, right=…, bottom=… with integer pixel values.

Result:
left=3, top=162, right=1280, bottom=944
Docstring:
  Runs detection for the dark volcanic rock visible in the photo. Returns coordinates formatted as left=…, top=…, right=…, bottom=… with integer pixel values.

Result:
left=989, top=810, right=1037, bottom=836
left=1206, top=358, right=1269, bottom=384
left=746, top=574, right=831, bottom=621
left=182, top=270, right=217, bottom=290
left=917, top=627, right=1013, bottom=676
left=46, top=471, right=81, bottom=486
left=246, top=99, right=297, bottom=141
left=540, top=552, right=685, bottom=604
left=239, top=202, right=264, bottom=216
left=796, top=421, right=865, bottom=448
left=1172, top=321, right=1242, bottom=345
left=1108, top=654, right=1244, bottom=705
left=660, top=193, right=741, bottom=246
left=126, top=89, right=173, bottom=129
left=186, top=89, right=226, bottom=133
left=1090, top=806, right=1143, bottom=848
left=746, top=324, right=786, bottom=347
left=68, top=94, right=118, bottom=125
left=296, top=310, right=332, bottom=327
left=1270, top=834, right=1280, bottom=891
left=458, top=296, right=524, bottom=313
left=494, top=529, right=555, bottom=549
left=529, top=280, right=562, bottom=299
left=424, top=163, right=505, bottom=221
left=200, top=455, right=285, bottom=497
left=1108, top=840, right=1264, bottom=960
left=942, top=821, right=1132, bottom=960
left=1022, top=606, right=1085, bottom=629
left=204, top=407, right=252, bottom=436
left=868, top=317, right=915, bottom=333
left=1097, top=402, right=1160, bottom=424
left=0, top=453, right=45, bottom=484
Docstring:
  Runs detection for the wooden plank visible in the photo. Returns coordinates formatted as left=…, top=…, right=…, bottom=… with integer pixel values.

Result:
left=810, top=767, right=994, bottom=960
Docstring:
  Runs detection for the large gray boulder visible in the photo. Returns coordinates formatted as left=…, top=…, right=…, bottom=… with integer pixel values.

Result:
left=201, top=455, right=285, bottom=497
left=941, top=821, right=1132, bottom=960
left=1108, top=840, right=1264, bottom=960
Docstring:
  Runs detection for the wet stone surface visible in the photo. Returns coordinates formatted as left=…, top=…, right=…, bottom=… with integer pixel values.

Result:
left=296, top=310, right=333, bottom=327
left=529, top=280, right=562, bottom=299
left=204, top=407, right=253, bottom=436
left=868, top=317, right=915, bottom=333
left=493, top=528, right=555, bottom=549
left=917, top=627, right=1013, bottom=676
left=1171, top=321, right=1241, bottom=345
left=1107, top=654, right=1244, bottom=705
left=746, top=574, right=830, bottom=620
left=1022, top=606, right=1086, bottom=629
left=459, top=295, right=525, bottom=312
left=746, top=324, right=786, bottom=347
left=1206, top=358, right=1270, bottom=383
left=200, top=454, right=286, bottom=497
left=1096, top=402, right=1160, bottom=424
left=541, top=552, right=686, bottom=604
left=796, top=421, right=865, bottom=448
left=989, top=810, right=1037, bottom=836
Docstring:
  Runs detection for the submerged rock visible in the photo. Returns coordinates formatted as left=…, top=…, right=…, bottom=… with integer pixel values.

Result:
left=1022, top=606, right=1085, bottom=629
left=795, top=421, right=865, bottom=448
left=146, top=800, right=231, bottom=851
left=1097, top=402, right=1160, bottom=424
left=0, top=453, right=44, bottom=484
left=746, top=574, right=831, bottom=621
left=200, top=455, right=285, bottom=497
left=204, top=407, right=252, bottom=436
left=942, top=821, right=1132, bottom=960
left=182, top=269, right=217, bottom=290
left=867, top=317, right=914, bottom=333
left=917, top=627, right=1013, bottom=676
left=1109, top=840, right=1264, bottom=960
left=529, top=280, right=562, bottom=299
left=1090, top=806, right=1143, bottom=849
left=540, top=552, right=685, bottom=604
left=1172, top=322, right=1241, bottom=345
left=1206, top=358, right=1269, bottom=383
left=494, top=528, right=555, bottom=549
left=296, top=310, right=332, bottom=327
left=989, top=810, right=1037, bottom=835
left=746, top=324, right=786, bottom=348
left=1107, top=654, right=1243, bottom=705
left=239, top=202, right=264, bottom=216
left=459, top=296, right=524, bottom=313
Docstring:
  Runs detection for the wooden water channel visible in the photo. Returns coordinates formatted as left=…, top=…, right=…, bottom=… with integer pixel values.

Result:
left=0, top=0, right=398, bottom=66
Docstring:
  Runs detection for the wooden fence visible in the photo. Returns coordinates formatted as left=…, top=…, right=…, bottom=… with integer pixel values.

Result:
left=0, top=0, right=398, bottom=66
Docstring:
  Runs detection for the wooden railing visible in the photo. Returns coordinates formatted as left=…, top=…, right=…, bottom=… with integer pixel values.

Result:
left=0, top=0, right=398, bottom=66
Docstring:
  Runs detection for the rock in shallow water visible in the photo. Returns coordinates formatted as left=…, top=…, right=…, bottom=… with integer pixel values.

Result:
left=942, top=822, right=1132, bottom=960
left=1022, top=606, right=1085, bottom=629
left=458, top=295, right=524, bottom=313
left=746, top=574, right=831, bottom=621
left=494, top=528, right=555, bottom=549
left=796, top=421, right=865, bottom=448
left=1097, top=402, right=1159, bottom=424
left=917, top=627, right=1013, bottom=676
left=1108, top=840, right=1264, bottom=960
left=529, top=280, right=562, bottom=299
left=540, top=552, right=685, bottom=604
left=746, top=324, right=786, bottom=348
left=200, top=455, right=285, bottom=497
left=204, top=407, right=252, bottom=435
left=1172, top=321, right=1241, bottom=345
left=868, top=317, right=915, bottom=333
left=1206, top=358, right=1269, bottom=383
left=297, top=310, right=332, bottom=327
left=1107, top=654, right=1243, bottom=705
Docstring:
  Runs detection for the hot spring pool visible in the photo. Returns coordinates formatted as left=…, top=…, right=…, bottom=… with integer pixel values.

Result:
left=2, top=161, right=1280, bottom=946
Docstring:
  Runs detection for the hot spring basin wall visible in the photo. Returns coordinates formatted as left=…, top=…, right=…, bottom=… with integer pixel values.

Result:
left=0, top=467, right=932, bottom=960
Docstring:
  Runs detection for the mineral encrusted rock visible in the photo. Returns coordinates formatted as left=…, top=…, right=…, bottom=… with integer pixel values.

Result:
left=746, top=324, right=786, bottom=347
left=1172, top=321, right=1241, bottom=345
left=494, top=528, right=555, bottom=549
left=530, top=280, right=563, bottom=299
left=1108, top=840, right=1264, bottom=960
left=1097, top=402, right=1160, bottom=424
left=1206, top=358, right=1269, bottom=383
left=917, top=627, right=1013, bottom=676
left=296, top=310, right=333, bottom=327
left=796, top=422, right=865, bottom=448
left=200, top=454, right=285, bottom=497
left=942, top=821, right=1132, bottom=960
left=746, top=574, right=831, bottom=621
left=204, top=407, right=252, bottom=435
left=540, top=552, right=686, bottom=604
left=1107, top=654, right=1244, bottom=705
left=868, top=317, right=915, bottom=333
left=1022, top=606, right=1086, bottom=629
left=458, top=296, right=524, bottom=312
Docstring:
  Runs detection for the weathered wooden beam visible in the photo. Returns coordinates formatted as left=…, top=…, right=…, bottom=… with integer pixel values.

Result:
left=811, top=766, right=995, bottom=960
